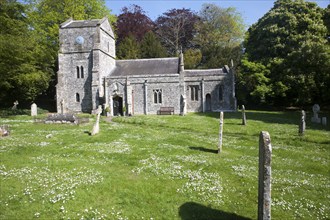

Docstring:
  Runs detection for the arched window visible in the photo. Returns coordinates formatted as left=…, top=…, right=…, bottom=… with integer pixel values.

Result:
left=190, top=85, right=199, bottom=101
left=76, top=66, right=80, bottom=78
left=80, top=66, right=84, bottom=78
left=76, top=93, right=80, bottom=102
left=153, top=89, right=162, bottom=104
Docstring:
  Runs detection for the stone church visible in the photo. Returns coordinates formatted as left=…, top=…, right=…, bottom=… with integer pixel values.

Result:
left=56, top=17, right=236, bottom=115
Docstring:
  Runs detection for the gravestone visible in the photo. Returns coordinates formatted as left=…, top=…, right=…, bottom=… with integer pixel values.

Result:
left=299, top=110, right=306, bottom=136
left=91, top=105, right=102, bottom=135
left=0, top=125, right=10, bottom=137
left=12, top=100, right=19, bottom=110
left=258, top=131, right=272, bottom=220
left=31, top=103, right=37, bottom=116
left=322, top=117, right=327, bottom=126
left=311, top=104, right=321, bottom=123
left=218, top=112, right=224, bottom=154
left=242, top=105, right=247, bottom=125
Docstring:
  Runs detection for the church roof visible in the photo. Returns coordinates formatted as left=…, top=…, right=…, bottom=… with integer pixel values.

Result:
left=185, top=68, right=227, bottom=76
left=110, top=58, right=179, bottom=76
left=61, top=18, right=103, bottom=28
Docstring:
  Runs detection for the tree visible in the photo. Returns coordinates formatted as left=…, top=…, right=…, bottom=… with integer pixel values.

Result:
left=0, top=0, right=50, bottom=106
left=183, top=49, right=202, bottom=69
left=155, top=8, right=200, bottom=56
left=117, top=34, right=140, bottom=59
left=194, top=4, right=245, bottom=68
left=140, top=31, right=167, bottom=58
left=244, top=0, right=329, bottom=106
left=21, top=0, right=115, bottom=106
left=116, top=4, right=154, bottom=44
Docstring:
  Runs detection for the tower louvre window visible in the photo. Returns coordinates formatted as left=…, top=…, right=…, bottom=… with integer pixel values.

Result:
left=80, top=66, right=84, bottom=78
left=76, top=66, right=80, bottom=78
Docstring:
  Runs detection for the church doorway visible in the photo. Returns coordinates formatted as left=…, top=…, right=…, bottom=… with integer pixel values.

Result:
left=206, top=94, right=211, bottom=112
left=113, top=96, right=123, bottom=116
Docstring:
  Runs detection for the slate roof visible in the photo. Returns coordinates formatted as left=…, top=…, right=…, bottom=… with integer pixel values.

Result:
left=184, top=68, right=227, bottom=76
left=61, top=18, right=103, bottom=28
left=110, top=58, right=179, bottom=77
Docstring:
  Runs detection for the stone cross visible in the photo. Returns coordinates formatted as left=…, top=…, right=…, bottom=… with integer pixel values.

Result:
left=311, top=104, right=321, bottom=123
left=91, top=105, right=102, bottom=136
left=12, top=100, right=18, bottom=110
left=218, top=112, right=224, bottom=154
left=242, top=105, right=247, bottom=125
left=299, top=110, right=306, bottom=136
left=31, top=103, right=37, bottom=117
left=258, top=131, right=272, bottom=220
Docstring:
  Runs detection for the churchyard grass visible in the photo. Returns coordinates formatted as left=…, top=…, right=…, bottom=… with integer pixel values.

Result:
left=0, top=111, right=329, bottom=219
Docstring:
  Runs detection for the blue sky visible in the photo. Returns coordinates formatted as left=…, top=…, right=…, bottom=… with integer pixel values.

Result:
left=105, top=0, right=329, bottom=27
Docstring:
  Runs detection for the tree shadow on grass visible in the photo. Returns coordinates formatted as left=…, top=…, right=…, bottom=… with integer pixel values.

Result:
left=189, top=146, right=218, bottom=154
left=179, top=202, right=252, bottom=220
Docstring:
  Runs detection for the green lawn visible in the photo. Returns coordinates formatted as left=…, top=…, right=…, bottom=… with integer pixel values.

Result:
left=0, top=111, right=329, bottom=219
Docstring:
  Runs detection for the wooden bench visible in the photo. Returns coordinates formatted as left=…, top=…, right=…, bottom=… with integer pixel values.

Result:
left=157, top=107, right=174, bottom=115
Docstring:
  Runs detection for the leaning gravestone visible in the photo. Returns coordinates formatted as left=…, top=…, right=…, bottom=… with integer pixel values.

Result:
left=299, top=110, right=306, bottom=136
left=31, top=103, right=37, bottom=116
left=258, top=131, right=272, bottom=220
left=311, top=104, right=321, bottom=123
left=91, top=105, right=102, bottom=136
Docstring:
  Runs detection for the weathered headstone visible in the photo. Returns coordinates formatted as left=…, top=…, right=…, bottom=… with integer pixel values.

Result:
left=299, top=110, right=306, bottom=136
left=242, top=105, right=247, bottom=125
left=218, top=111, right=224, bottom=154
left=322, top=117, right=327, bottom=126
left=0, top=125, right=10, bottom=137
left=311, top=104, right=321, bottom=123
left=12, top=100, right=19, bottom=110
left=31, top=103, right=37, bottom=116
left=91, top=105, right=102, bottom=135
left=258, top=131, right=272, bottom=220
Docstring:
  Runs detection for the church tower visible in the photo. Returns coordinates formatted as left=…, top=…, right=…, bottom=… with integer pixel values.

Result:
left=56, top=17, right=115, bottom=113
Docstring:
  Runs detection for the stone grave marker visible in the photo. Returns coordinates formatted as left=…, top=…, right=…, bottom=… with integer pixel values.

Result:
left=311, top=104, right=321, bottom=123
left=242, top=105, right=247, bottom=125
left=322, top=117, right=327, bottom=126
left=31, top=103, right=37, bottom=116
left=0, top=125, right=10, bottom=137
left=12, top=100, right=18, bottom=110
left=218, top=111, right=224, bottom=154
left=258, top=131, right=272, bottom=220
left=299, top=110, right=306, bottom=136
left=91, top=105, right=102, bottom=136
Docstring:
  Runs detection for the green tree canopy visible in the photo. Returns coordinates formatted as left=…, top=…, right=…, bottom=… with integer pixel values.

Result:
left=0, top=0, right=50, bottom=106
left=244, top=0, right=329, bottom=106
left=140, top=31, right=167, bottom=58
left=117, top=34, right=140, bottom=59
left=194, top=4, right=245, bottom=68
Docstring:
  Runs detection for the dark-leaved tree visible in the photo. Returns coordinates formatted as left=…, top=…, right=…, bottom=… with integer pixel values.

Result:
left=140, top=31, right=167, bottom=58
left=155, top=8, right=200, bottom=56
left=116, top=4, right=154, bottom=44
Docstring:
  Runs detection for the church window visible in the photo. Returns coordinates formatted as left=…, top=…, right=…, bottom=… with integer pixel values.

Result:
left=76, top=66, right=80, bottom=78
left=190, top=86, right=199, bottom=101
left=219, top=85, right=224, bottom=101
left=76, top=93, right=80, bottom=102
left=80, top=66, right=84, bottom=78
left=153, top=89, right=162, bottom=104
